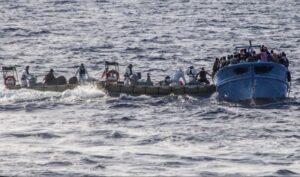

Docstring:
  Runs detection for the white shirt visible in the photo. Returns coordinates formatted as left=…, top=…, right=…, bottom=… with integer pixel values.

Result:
left=125, top=67, right=133, bottom=77
left=21, top=69, right=32, bottom=80
left=173, top=69, right=186, bottom=84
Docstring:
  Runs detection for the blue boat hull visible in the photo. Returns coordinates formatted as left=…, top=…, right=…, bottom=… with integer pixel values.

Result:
left=215, top=62, right=289, bottom=101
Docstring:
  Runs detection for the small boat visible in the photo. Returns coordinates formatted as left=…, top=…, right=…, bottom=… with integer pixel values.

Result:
left=2, top=64, right=216, bottom=96
left=214, top=42, right=290, bottom=102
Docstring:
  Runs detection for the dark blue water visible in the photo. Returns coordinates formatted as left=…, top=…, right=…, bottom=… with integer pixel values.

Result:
left=0, top=0, right=300, bottom=176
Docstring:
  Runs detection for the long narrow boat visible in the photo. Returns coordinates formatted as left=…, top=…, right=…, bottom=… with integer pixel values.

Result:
left=3, top=64, right=216, bottom=96
left=4, top=81, right=216, bottom=96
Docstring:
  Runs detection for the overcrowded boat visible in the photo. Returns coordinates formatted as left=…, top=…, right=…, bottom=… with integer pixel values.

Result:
left=213, top=41, right=291, bottom=102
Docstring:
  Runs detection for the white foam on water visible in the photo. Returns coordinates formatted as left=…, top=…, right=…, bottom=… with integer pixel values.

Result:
left=0, top=85, right=105, bottom=104
left=60, top=85, right=105, bottom=103
left=0, top=86, right=60, bottom=104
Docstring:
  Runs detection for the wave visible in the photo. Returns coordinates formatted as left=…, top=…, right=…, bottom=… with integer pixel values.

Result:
left=5, top=131, right=61, bottom=139
left=275, top=169, right=298, bottom=176
left=61, top=85, right=105, bottom=102
left=0, top=85, right=105, bottom=107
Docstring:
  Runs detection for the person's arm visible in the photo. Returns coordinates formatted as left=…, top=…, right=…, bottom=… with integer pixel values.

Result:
left=195, top=72, right=199, bottom=80
left=181, top=72, right=186, bottom=84
left=101, top=70, right=106, bottom=78
left=206, top=71, right=212, bottom=77
left=85, top=70, right=89, bottom=78
left=25, top=71, right=32, bottom=79
left=75, top=68, right=79, bottom=77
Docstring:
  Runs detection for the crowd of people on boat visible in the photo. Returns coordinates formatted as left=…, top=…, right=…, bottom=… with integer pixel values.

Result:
left=107, top=64, right=212, bottom=86
left=20, top=64, right=90, bottom=87
left=211, top=45, right=290, bottom=78
left=18, top=63, right=212, bottom=88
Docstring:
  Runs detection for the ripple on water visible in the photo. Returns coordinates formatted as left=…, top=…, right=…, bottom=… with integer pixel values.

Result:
left=43, top=161, right=73, bottom=167
left=6, top=132, right=61, bottom=139
left=274, top=169, right=298, bottom=176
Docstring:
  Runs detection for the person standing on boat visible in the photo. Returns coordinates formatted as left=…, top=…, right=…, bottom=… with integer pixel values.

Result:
left=279, top=52, right=289, bottom=68
left=44, top=69, right=56, bottom=85
left=124, top=64, right=133, bottom=85
left=196, top=67, right=211, bottom=84
left=21, top=66, right=35, bottom=87
left=185, top=66, right=197, bottom=84
left=75, top=63, right=89, bottom=84
left=145, top=73, right=153, bottom=86
left=260, top=46, right=268, bottom=62
left=212, top=57, right=220, bottom=78
left=172, top=68, right=186, bottom=86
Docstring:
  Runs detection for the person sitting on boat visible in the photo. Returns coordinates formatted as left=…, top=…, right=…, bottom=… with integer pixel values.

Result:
left=230, top=56, right=238, bottom=65
left=44, top=69, right=56, bottom=85
left=158, top=76, right=172, bottom=86
left=247, top=50, right=257, bottom=62
left=185, top=66, right=197, bottom=84
left=21, top=66, right=35, bottom=87
left=102, top=68, right=119, bottom=82
left=212, top=57, right=220, bottom=78
left=75, top=63, right=89, bottom=84
left=279, top=52, right=289, bottom=68
left=124, top=64, right=133, bottom=85
left=196, top=67, right=211, bottom=84
left=172, top=68, right=186, bottom=86
left=145, top=73, right=153, bottom=86
left=220, top=57, right=227, bottom=67
left=271, top=50, right=279, bottom=62
left=260, top=46, right=268, bottom=62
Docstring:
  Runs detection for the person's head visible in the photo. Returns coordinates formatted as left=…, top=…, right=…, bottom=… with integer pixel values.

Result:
left=201, top=67, right=205, bottom=71
left=189, top=66, right=194, bottom=69
left=271, top=50, right=274, bottom=54
left=165, top=76, right=170, bottom=81
left=216, top=57, right=219, bottom=61
left=128, top=64, right=132, bottom=68
left=80, top=63, right=84, bottom=68
left=25, top=66, right=29, bottom=70
left=282, top=52, right=286, bottom=56
left=50, top=69, right=54, bottom=73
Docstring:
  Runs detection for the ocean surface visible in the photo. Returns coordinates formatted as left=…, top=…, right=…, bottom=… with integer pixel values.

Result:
left=1, top=0, right=300, bottom=176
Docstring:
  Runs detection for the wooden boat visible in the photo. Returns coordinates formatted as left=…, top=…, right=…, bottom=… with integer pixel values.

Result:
left=214, top=42, right=291, bottom=102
